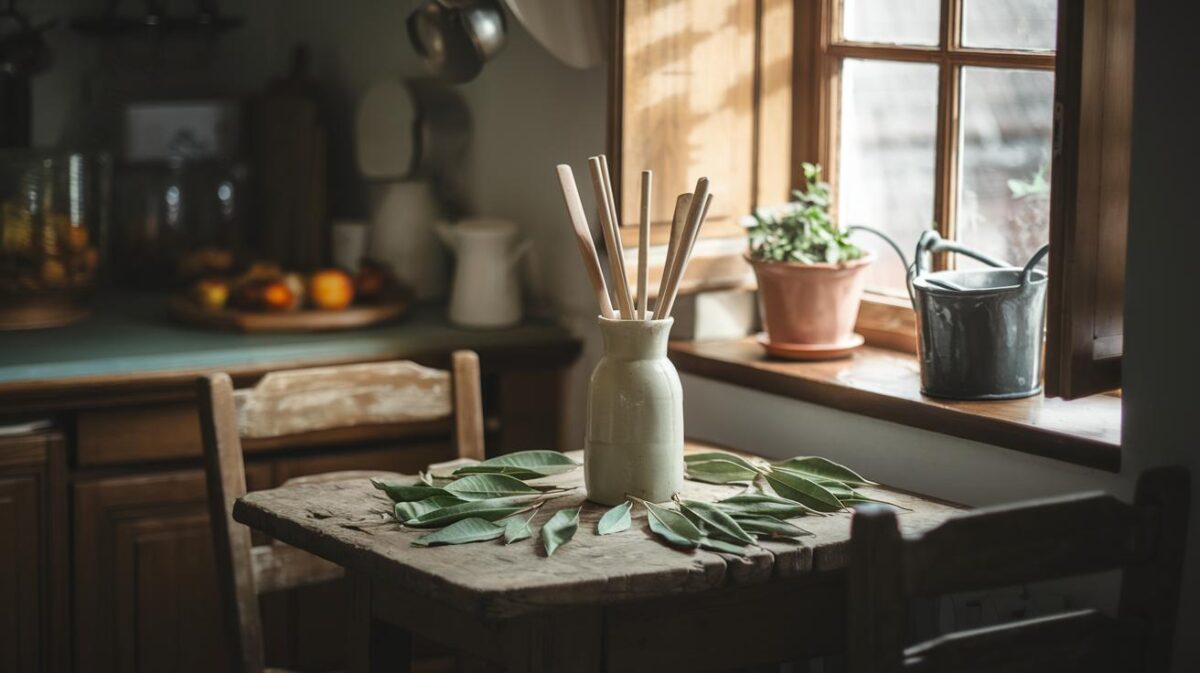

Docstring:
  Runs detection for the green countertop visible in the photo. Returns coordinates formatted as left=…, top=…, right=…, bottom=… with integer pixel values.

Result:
left=0, top=292, right=577, bottom=389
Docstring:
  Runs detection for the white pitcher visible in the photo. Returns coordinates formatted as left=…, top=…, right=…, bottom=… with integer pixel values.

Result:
left=436, top=218, right=531, bottom=328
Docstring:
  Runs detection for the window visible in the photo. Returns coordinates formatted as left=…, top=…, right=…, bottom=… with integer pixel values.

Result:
left=612, top=0, right=1129, bottom=396
left=796, top=0, right=1057, bottom=307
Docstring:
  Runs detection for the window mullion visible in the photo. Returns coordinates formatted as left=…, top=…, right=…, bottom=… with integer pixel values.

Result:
left=932, top=0, right=963, bottom=270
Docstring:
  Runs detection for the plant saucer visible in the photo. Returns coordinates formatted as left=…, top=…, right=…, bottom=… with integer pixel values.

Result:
left=755, top=332, right=864, bottom=361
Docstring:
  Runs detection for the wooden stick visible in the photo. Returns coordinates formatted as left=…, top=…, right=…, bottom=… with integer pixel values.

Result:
left=599, top=154, right=635, bottom=317
left=637, top=170, right=652, bottom=320
left=654, top=192, right=693, bottom=313
left=556, top=164, right=616, bottom=319
left=588, top=156, right=634, bottom=319
left=657, top=181, right=712, bottom=319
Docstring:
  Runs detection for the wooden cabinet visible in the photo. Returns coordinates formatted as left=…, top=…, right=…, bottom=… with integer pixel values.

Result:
left=73, top=467, right=271, bottom=673
left=0, top=431, right=66, bottom=673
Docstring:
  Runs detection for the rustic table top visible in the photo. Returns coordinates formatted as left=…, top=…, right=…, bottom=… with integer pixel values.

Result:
left=234, top=445, right=964, bottom=620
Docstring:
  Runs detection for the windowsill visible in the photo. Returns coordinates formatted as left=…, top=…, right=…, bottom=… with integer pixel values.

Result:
left=668, top=339, right=1121, bottom=473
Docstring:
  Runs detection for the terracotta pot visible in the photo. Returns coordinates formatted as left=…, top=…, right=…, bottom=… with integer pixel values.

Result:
left=749, top=252, right=875, bottom=346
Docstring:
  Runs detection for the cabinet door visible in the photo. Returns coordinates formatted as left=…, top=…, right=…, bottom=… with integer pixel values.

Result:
left=0, top=473, right=42, bottom=673
left=74, top=467, right=270, bottom=673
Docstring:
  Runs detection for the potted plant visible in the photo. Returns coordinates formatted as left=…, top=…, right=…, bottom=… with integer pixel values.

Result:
left=745, top=163, right=873, bottom=358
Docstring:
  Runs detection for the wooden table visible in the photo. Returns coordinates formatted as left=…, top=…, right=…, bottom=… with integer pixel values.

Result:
left=234, top=446, right=963, bottom=672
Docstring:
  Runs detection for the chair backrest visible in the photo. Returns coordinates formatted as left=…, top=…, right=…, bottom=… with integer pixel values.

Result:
left=197, top=351, right=486, bottom=673
left=847, top=466, right=1189, bottom=673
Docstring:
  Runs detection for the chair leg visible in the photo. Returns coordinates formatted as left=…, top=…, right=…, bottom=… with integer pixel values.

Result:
left=349, top=572, right=413, bottom=673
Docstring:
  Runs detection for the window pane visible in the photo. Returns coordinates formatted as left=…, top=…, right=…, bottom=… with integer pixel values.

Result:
left=962, top=0, right=1057, bottom=51
left=842, top=0, right=940, bottom=46
left=956, top=67, right=1054, bottom=269
left=838, top=59, right=939, bottom=294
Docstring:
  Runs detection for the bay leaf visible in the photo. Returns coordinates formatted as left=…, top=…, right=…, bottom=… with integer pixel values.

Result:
left=765, top=468, right=844, bottom=512
left=411, top=517, right=504, bottom=547
left=771, top=456, right=876, bottom=486
left=393, top=495, right=467, bottom=523
left=596, top=501, right=632, bottom=535
left=699, top=537, right=752, bottom=555
left=678, top=499, right=756, bottom=544
left=683, top=451, right=762, bottom=473
left=444, top=474, right=542, bottom=500
left=643, top=501, right=702, bottom=549
left=372, top=479, right=448, bottom=503
left=684, top=459, right=760, bottom=485
left=406, top=496, right=539, bottom=529
left=541, top=506, right=581, bottom=556
left=715, top=493, right=820, bottom=519
left=503, top=509, right=539, bottom=544
left=730, top=514, right=812, bottom=539
left=455, top=450, right=581, bottom=479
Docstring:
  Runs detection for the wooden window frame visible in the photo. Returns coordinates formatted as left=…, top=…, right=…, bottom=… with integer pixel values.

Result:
left=793, top=0, right=1055, bottom=352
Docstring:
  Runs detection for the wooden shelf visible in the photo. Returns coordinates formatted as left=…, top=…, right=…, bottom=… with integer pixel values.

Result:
left=669, top=339, right=1121, bottom=472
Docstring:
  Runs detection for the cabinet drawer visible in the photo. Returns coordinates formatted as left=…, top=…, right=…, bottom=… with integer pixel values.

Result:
left=76, top=403, right=202, bottom=466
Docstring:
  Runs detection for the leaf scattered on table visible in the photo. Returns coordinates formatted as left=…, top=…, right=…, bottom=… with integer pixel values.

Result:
left=444, top=474, right=542, bottom=500
left=405, top=496, right=540, bottom=529
left=642, top=500, right=702, bottom=549
left=541, top=506, right=581, bottom=556
left=372, top=479, right=448, bottom=503
left=678, top=499, right=756, bottom=545
left=730, top=514, right=812, bottom=539
left=503, top=509, right=539, bottom=544
left=771, top=456, right=876, bottom=486
left=684, top=451, right=763, bottom=472
left=715, top=493, right=821, bottom=519
left=684, top=458, right=761, bottom=485
left=597, top=501, right=632, bottom=535
left=453, top=450, right=581, bottom=480
left=699, top=537, right=752, bottom=555
left=393, top=495, right=467, bottom=523
left=764, top=469, right=844, bottom=512
left=411, top=518, right=504, bottom=547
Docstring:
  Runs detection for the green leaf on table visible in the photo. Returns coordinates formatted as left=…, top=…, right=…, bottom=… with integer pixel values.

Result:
left=765, top=469, right=844, bottom=512
left=699, top=537, right=752, bottom=555
left=418, top=471, right=434, bottom=486
left=643, top=500, right=702, bottom=549
left=372, top=479, right=448, bottom=503
left=444, top=474, right=542, bottom=500
left=503, top=509, right=539, bottom=544
left=393, top=495, right=467, bottom=523
left=816, top=481, right=907, bottom=510
left=597, top=501, right=632, bottom=535
left=453, top=450, right=580, bottom=480
left=411, top=518, right=504, bottom=547
left=771, top=456, right=876, bottom=486
left=684, top=459, right=761, bottom=485
left=730, top=514, right=813, bottom=539
left=405, top=496, right=540, bottom=529
left=715, top=493, right=821, bottom=519
left=678, top=499, right=756, bottom=545
left=541, top=506, right=581, bottom=556
left=684, top=451, right=762, bottom=473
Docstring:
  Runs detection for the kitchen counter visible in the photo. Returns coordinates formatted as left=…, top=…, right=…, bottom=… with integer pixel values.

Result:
left=0, top=291, right=580, bottom=412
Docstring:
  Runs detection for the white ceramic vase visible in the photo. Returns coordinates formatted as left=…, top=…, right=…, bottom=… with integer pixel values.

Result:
left=584, top=316, right=683, bottom=505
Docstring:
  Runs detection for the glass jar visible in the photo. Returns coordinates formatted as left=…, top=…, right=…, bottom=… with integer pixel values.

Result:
left=0, top=151, right=111, bottom=329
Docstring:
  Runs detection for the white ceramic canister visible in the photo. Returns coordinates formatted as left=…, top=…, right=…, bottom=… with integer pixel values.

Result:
left=584, top=316, right=683, bottom=505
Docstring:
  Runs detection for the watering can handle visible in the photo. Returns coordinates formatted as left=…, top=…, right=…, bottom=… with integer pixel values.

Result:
left=1020, top=244, right=1051, bottom=286
left=915, top=231, right=1012, bottom=273
left=847, top=225, right=915, bottom=304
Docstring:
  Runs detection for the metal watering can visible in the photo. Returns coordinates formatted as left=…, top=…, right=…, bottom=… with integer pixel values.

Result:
left=852, top=227, right=1050, bottom=400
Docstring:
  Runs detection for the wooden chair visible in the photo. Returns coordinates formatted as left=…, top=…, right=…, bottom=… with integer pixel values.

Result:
left=198, top=351, right=486, bottom=673
left=847, top=466, right=1189, bottom=673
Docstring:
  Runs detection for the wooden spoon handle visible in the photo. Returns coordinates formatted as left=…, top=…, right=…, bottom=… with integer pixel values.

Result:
left=658, top=180, right=712, bottom=319
left=556, top=164, right=615, bottom=319
left=637, top=170, right=652, bottom=320
left=589, top=156, right=634, bottom=319
left=655, top=192, right=693, bottom=311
